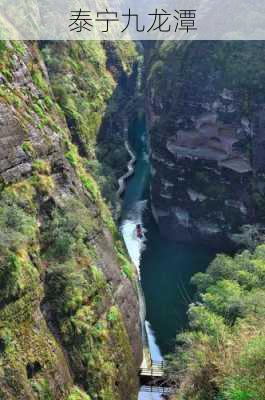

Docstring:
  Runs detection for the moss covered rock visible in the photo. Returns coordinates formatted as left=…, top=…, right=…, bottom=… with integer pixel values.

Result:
left=146, top=41, right=265, bottom=248
left=0, top=40, right=142, bottom=400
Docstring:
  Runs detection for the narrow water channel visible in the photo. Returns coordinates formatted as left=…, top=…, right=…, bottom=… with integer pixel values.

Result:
left=120, top=116, right=215, bottom=399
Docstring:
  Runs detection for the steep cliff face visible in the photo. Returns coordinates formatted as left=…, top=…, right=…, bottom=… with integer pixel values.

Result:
left=0, top=41, right=141, bottom=400
left=40, top=41, right=141, bottom=206
left=146, top=41, right=265, bottom=247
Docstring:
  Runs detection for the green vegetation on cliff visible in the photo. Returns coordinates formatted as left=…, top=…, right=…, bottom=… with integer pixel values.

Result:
left=167, top=245, right=265, bottom=400
left=147, top=41, right=265, bottom=246
left=41, top=41, right=140, bottom=205
left=0, top=40, right=141, bottom=400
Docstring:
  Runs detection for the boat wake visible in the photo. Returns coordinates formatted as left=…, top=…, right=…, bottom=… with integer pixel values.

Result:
left=120, top=200, right=147, bottom=278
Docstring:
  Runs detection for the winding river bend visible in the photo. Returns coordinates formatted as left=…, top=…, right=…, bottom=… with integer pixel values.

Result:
left=120, top=117, right=214, bottom=398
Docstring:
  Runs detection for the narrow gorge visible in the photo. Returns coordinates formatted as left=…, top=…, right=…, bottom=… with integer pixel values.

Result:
left=1, top=39, right=265, bottom=400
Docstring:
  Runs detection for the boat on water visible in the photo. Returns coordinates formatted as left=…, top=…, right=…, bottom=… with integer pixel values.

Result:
left=136, top=224, right=143, bottom=239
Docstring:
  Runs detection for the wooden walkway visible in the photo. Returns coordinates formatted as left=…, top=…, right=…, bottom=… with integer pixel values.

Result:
left=139, top=358, right=175, bottom=396
left=140, top=386, right=171, bottom=398
left=140, top=385, right=172, bottom=395
left=139, top=360, right=168, bottom=388
left=140, top=360, right=165, bottom=378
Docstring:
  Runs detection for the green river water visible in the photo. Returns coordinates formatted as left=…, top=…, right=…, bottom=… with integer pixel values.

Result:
left=120, top=117, right=215, bottom=398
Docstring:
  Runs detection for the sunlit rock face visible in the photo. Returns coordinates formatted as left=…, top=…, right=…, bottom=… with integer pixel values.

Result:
left=146, top=41, right=265, bottom=247
left=0, top=41, right=141, bottom=400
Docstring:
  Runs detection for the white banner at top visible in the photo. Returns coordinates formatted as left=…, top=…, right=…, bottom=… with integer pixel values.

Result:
left=0, top=0, right=265, bottom=40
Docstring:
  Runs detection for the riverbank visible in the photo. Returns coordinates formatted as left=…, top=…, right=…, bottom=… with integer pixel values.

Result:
left=117, top=140, right=137, bottom=198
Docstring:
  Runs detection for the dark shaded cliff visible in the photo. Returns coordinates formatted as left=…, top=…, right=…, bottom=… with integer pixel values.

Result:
left=146, top=41, right=265, bottom=248
left=0, top=40, right=142, bottom=400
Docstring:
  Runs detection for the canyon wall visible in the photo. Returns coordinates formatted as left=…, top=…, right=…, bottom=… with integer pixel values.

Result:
left=40, top=41, right=142, bottom=206
left=146, top=41, right=265, bottom=247
left=0, top=40, right=142, bottom=400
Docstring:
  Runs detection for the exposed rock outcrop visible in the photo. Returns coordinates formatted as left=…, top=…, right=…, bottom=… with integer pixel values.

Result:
left=146, top=41, right=265, bottom=247
left=0, top=40, right=141, bottom=400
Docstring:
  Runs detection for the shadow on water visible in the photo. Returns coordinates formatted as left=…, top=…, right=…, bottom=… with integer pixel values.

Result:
left=141, top=215, right=215, bottom=355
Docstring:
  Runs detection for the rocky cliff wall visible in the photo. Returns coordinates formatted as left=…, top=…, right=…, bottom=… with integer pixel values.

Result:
left=0, top=40, right=141, bottom=400
left=146, top=41, right=265, bottom=248
left=39, top=41, right=141, bottom=207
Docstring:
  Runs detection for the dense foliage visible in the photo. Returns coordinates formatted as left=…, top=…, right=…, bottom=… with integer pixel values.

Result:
left=41, top=41, right=141, bottom=206
left=0, top=40, right=140, bottom=400
left=168, top=245, right=265, bottom=400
